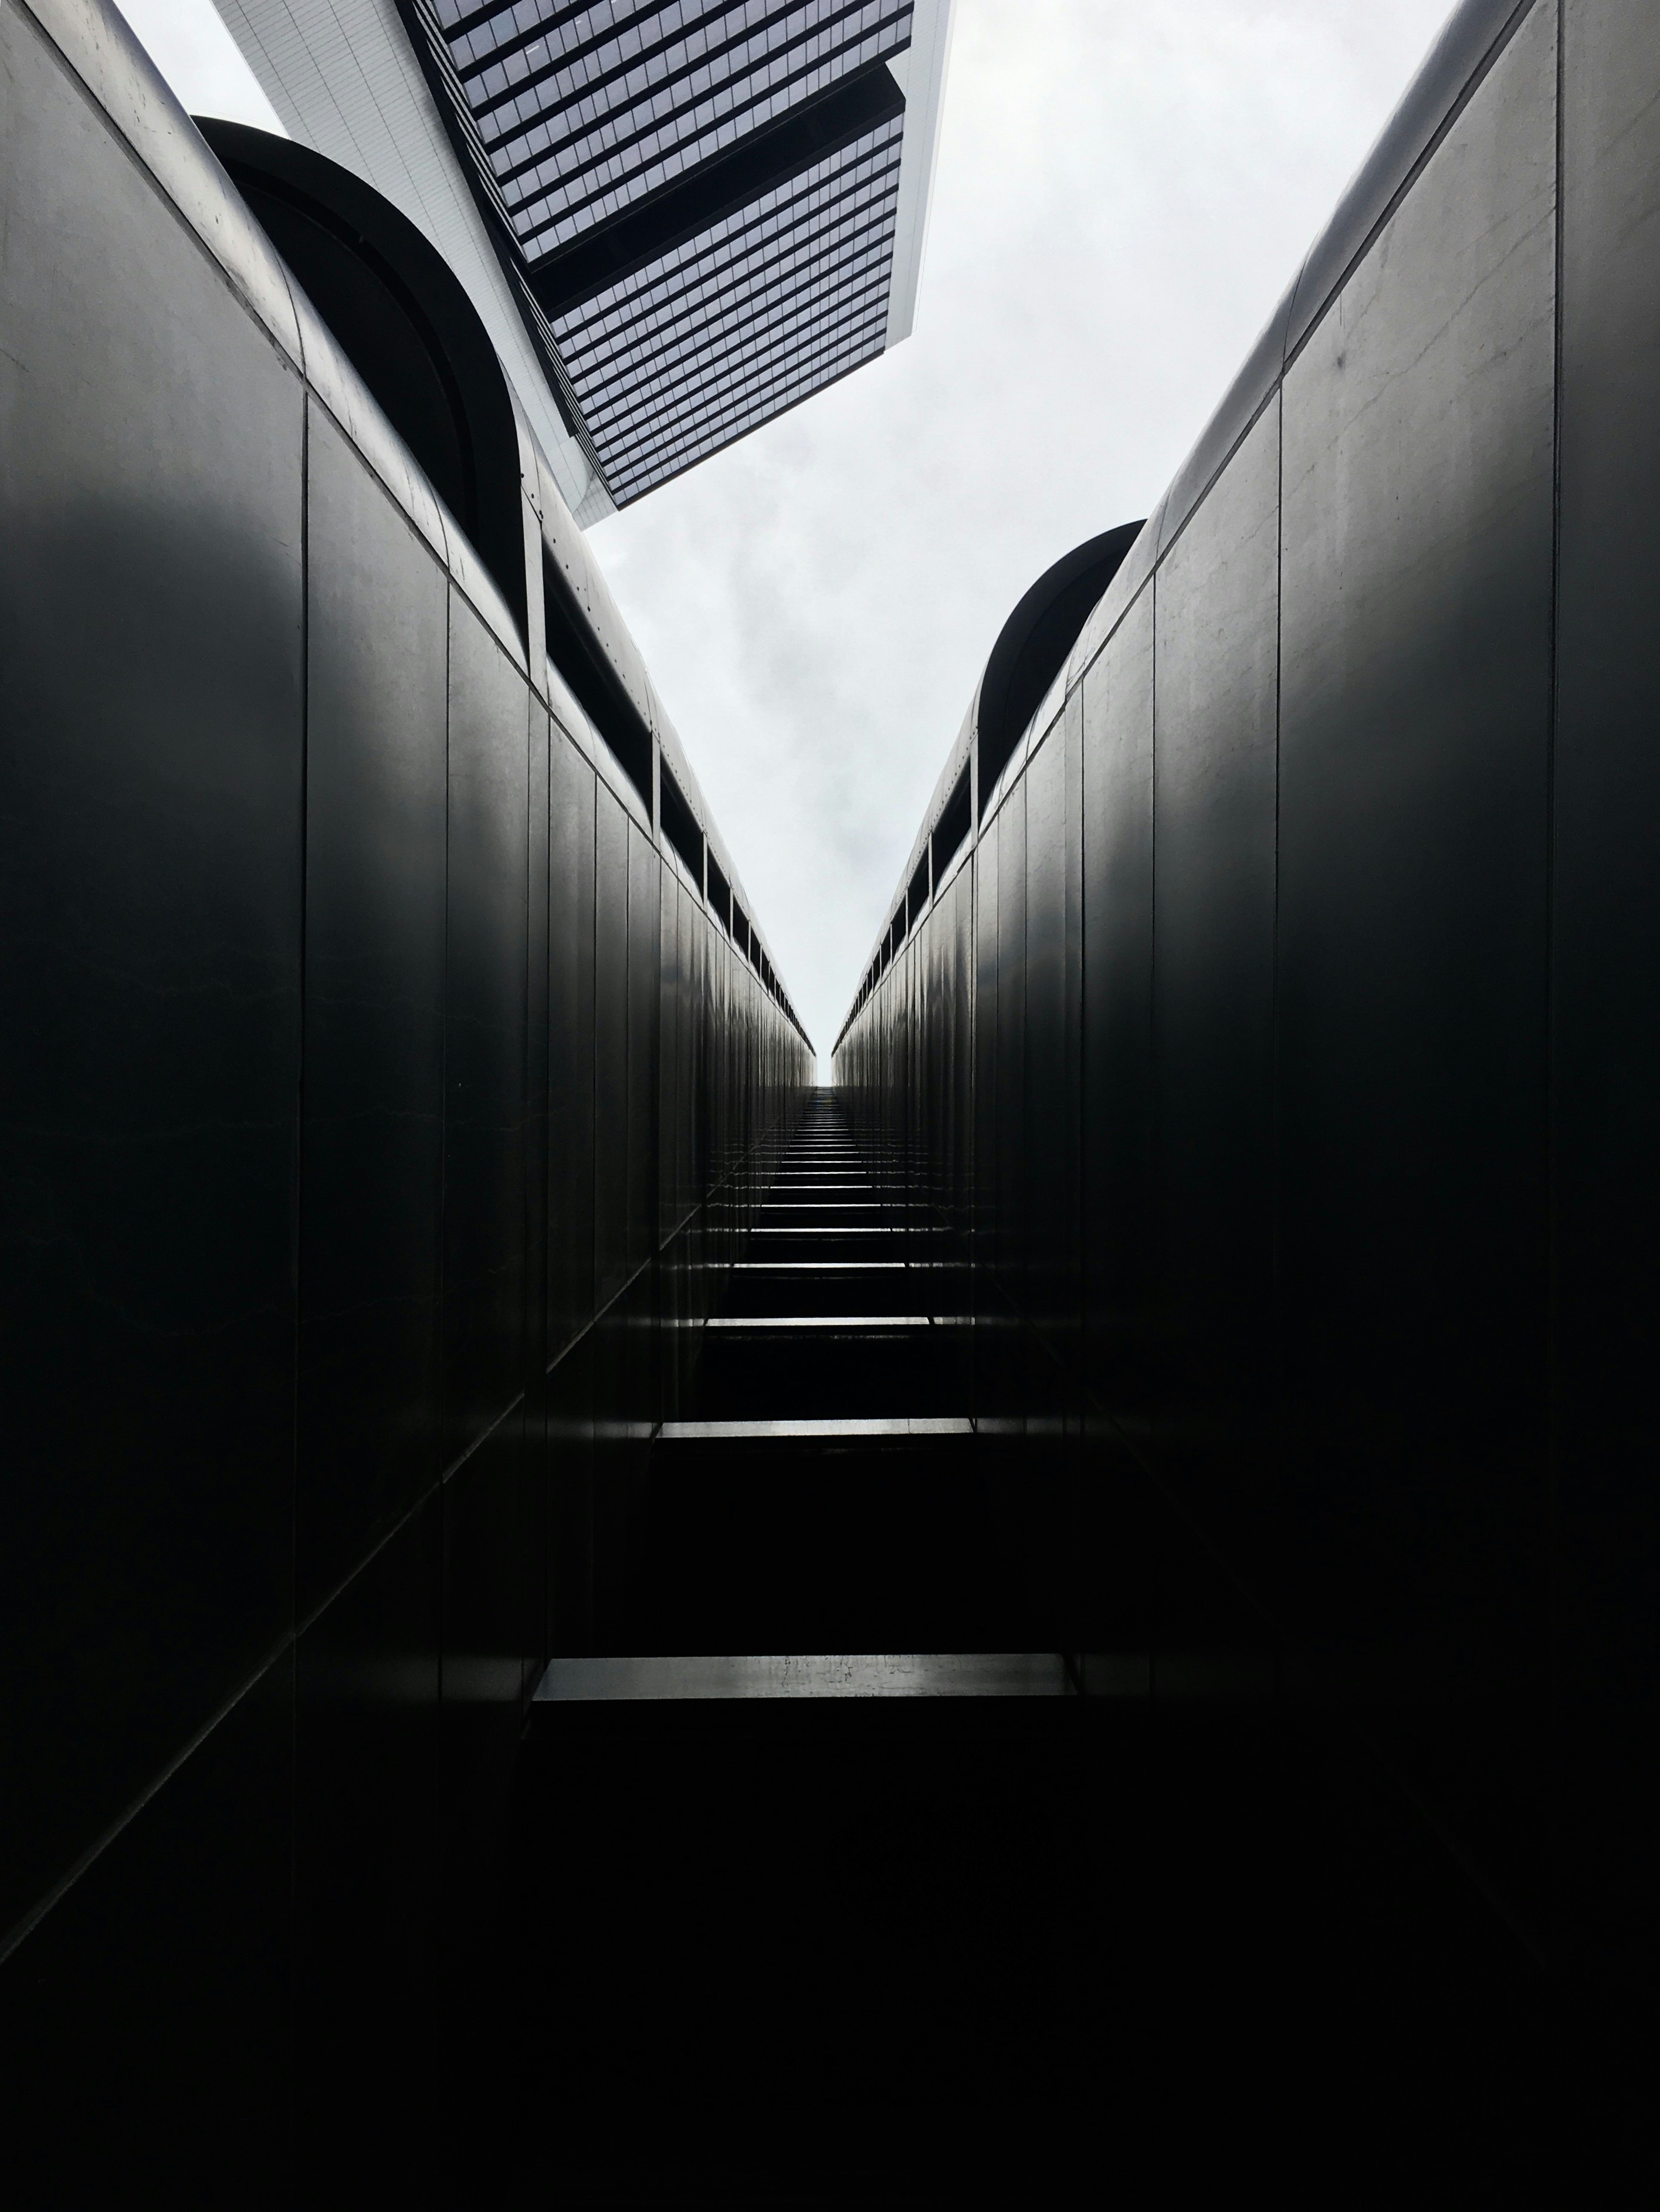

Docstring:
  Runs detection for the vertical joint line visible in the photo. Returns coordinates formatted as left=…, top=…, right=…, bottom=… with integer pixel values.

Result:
left=1543, top=0, right=1566, bottom=1785
left=291, top=388, right=311, bottom=1963
left=1271, top=378, right=1285, bottom=1403
left=438, top=579, right=453, bottom=1712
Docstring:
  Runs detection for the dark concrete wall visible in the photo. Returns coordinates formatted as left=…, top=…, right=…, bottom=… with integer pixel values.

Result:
left=836, top=0, right=1660, bottom=1995
left=0, top=0, right=809, bottom=2196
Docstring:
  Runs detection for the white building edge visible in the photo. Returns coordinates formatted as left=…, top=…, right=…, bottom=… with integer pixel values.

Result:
left=885, top=0, right=955, bottom=350
left=209, top=0, right=955, bottom=529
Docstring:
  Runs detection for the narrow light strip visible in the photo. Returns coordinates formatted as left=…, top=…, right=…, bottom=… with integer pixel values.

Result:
left=533, top=1652, right=1068, bottom=1703
left=748, top=1226, right=899, bottom=1236
left=657, top=1416, right=974, bottom=1441
left=704, top=1314, right=931, bottom=1328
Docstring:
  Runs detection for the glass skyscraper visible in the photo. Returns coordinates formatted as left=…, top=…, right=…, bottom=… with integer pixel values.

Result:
left=214, top=0, right=954, bottom=519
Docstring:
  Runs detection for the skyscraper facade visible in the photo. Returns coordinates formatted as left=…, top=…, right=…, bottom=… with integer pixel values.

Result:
left=214, top=0, right=953, bottom=519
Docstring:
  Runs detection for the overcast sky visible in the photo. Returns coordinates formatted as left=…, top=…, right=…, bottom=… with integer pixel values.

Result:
left=125, top=0, right=1452, bottom=1073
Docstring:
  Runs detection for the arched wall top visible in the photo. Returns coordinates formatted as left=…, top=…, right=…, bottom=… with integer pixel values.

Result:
left=195, top=118, right=529, bottom=642
left=836, top=0, right=1546, bottom=1051
left=837, top=522, right=1143, bottom=1043
left=194, top=119, right=804, bottom=1041
left=974, top=523, right=1145, bottom=813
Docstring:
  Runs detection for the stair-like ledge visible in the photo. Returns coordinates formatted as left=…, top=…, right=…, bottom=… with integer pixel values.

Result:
left=532, top=1653, right=1067, bottom=1702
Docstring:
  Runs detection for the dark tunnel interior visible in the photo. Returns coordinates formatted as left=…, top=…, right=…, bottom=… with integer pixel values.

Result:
left=4, top=0, right=1660, bottom=2203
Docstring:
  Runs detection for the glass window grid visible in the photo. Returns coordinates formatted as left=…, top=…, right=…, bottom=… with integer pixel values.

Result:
left=567, top=158, right=892, bottom=325
left=512, top=67, right=888, bottom=261
left=486, top=9, right=882, bottom=179
left=598, top=308, right=885, bottom=486
left=433, top=0, right=639, bottom=36
left=578, top=256, right=889, bottom=429
left=609, top=339, right=883, bottom=499
left=601, top=313, right=883, bottom=482
left=511, top=73, right=852, bottom=252
left=462, top=0, right=840, bottom=131
left=561, top=198, right=895, bottom=395
left=553, top=148, right=897, bottom=361
left=475, top=0, right=890, bottom=153
left=502, top=30, right=899, bottom=253
left=450, top=1, right=719, bottom=82
left=556, top=142, right=894, bottom=330
left=452, top=0, right=807, bottom=83
left=592, top=316, right=888, bottom=480
left=570, top=255, right=892, bottom=434
left=571, top=235, right=893, bottom=423
left=557, top=110, right=898, bottom=318
left=585, top=307, right=892, bottom=479
left=554, top=151, right=897, bottom=376
left=420, top=4, right=909, bottom=504
left=581, top=293, right=892, bottom=469
left=499, top=11, right=907, bottom=246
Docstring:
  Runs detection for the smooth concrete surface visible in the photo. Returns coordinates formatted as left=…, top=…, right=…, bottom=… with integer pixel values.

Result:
left=0, top=8, right=811, bottom=2197
left=834, top=0, right=1660, bottom=2023
left=704, top=1314, right=938, bottom=1328
left=658, top=1416, right=975, bottom=1440
left=504, top=1092, right=1554, bottom=2207
left=534, top=1653, right=1067, bottom=1701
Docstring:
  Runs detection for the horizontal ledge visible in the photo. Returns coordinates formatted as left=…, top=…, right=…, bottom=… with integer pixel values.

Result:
left=657, top=1416, right=974, bottom=1440
left=704, top=1314, right=971, bottom=1329
left=730, top=1261, right=908, bottom=1271
left=533, top=1653, right=1066, bottom=1702
left=706, top=1314, right=930, bottom=1329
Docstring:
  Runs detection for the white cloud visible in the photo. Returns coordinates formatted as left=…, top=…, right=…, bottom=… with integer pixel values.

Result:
left=123, top=0, right=1454, bottom=1074
left=116, top=0, right=284, bottom=128
left=591, top=0, right=1453, bottom=1073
